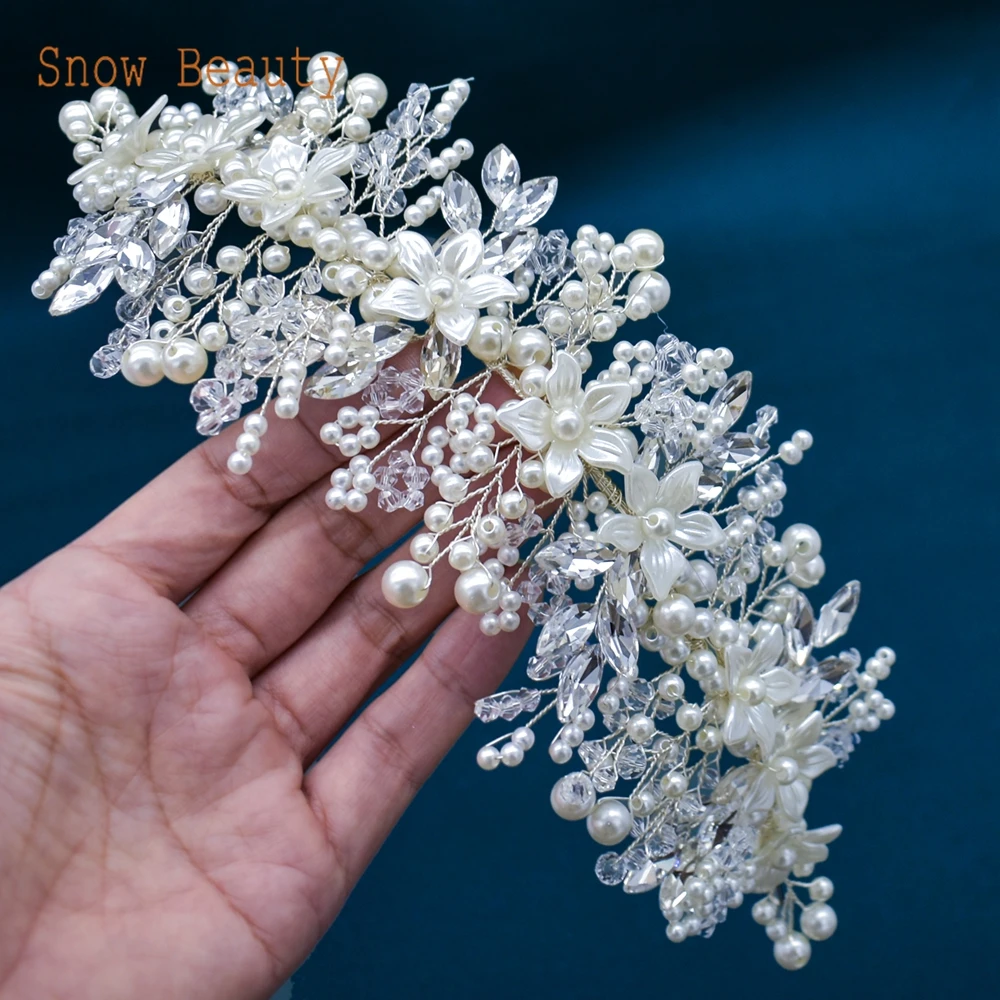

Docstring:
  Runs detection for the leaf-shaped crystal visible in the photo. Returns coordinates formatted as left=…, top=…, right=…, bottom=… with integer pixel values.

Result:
left=556, top=647, right=603, bottom=723
left=709, top=371, right=752, bottom=431
left=493, top=177, right=558, bottom=233
left=440, top=172, right=482, bottom=233
left=481, top=143, right=521, bottom=206
left=420, top=326, right=461, bottom=400
left=813, top=581, right=861, bottom=648
left=536, top=603, right=597, bottom=658
left=49, top=260, right=116, bottom=316
left=597, top=592, right=639, bottom=678
left=129, top=172, right=188, bottom=207
left=149, top=197, right=190, bottom=259
left=304, top=357, right=380, bottom=399
left=356, top=321, right=416, bottom=362
left=481, top=228, right=538, bottom=275
left=115, top=239, right=155, bottom=296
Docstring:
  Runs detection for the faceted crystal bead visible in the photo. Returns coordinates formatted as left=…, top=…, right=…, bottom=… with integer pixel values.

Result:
left=420, top=327, right=461, bottom=400
left=89, top=345, right=122, bottom=378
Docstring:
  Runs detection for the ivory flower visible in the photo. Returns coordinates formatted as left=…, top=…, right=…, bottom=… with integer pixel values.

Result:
left=221, top=136, right=356, bottom=228
left=67, top=95, right=168, bottom=185
left=370, top=229, right=517, bottom=345
left=136, top=112, right=264, bottom=181
left=717, top=624, right=800, bottom=755
left=497, top=352, right=637, bottom=497
left=597, top=461, right=724, bottom=600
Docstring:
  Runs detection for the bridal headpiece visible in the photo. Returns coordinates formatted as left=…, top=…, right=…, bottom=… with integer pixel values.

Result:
left=33, top=53, right=895, bottom=970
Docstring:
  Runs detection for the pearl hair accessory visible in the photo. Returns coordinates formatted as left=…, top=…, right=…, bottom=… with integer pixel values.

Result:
left=34, top=54, right=895, bottom=971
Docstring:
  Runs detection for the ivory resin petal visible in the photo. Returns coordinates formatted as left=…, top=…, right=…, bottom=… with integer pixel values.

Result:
left=577, top=427, right=637, bottom=474
left=545, top=352, right=582, bottom=408
left=369, top=278, right=432, bottom=321
left=639, top=539, right=688, bottom=601
left=656, top=460, right=702, bottom=513
left=496, top=397, right=553, bottom=452
left=543, top=441, right=585, bottom=496
left=439, top=228, right=484, bottom=278
left=582, top=379, right=632, bottom=425
left=596, top=513, right=644, bottom=553
left=670, top=510, right=725, bottom=551
left=394, top=230, right=438, bottom=283
left=462, top=273, right=518, bottom=307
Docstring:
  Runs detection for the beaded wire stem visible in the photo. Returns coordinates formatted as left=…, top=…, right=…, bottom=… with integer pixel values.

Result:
left=33, top=51, right=895, bottom=970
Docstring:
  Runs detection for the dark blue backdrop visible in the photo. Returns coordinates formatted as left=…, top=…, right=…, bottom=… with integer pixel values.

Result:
left=4, top=3, right=998, bottom=997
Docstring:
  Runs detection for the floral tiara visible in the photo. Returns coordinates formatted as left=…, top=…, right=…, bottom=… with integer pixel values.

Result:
left=32, top=52, right=896, bottom=971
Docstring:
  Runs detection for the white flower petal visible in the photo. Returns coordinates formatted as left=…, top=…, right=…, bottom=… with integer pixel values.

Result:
left=496, top=397, right=552, bottom=452
left=261, top=199, right=301, bottom=227
left=796, top=743, right=837, bottom=780
left=370, top=278, right=432, bottom=321
left=724, top=643, right=752, bottom=690
left=789, top=710, right=824, bottom=751
left=545, top=352, right=582, bottom=408
left=760, top=667, right=800, bottom=705
left=656, top=460, right=702, bottom=514
left=394, top=230, right=438, bottom=283
left=308, top=142, right=357, bottom=179
left=259, top=135, right=309, bottom=177
left=639, top=539, right=688, bottom=601
left=777, top=780, right=810, bottom=819
left=624, top=463, right=660, bottom=515
left=304, top=174, right=348, bottom=205
left=543, top=441, right=585, bottom=496
left=670, top=510, right=724, bottom=551
left=723, top=702, right=751, bottom=748
left=435, top=307, right=476, bottom=346
left=747, top=703, right=777, bottom=756
left=596, top=514, right=644, bottom=553
left=749, top=623, right=785, bottom=673
left=221, top=178, right=274, bottom=204
left=438, top=229, right=484, bottom=278
left=462, top=273, right=517, bottom=307
left=582, top=379, right=631, bottom=425
left=577, top=427, right=638, bottom=474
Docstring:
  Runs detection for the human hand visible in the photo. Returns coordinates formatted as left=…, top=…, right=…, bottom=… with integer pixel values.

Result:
left=0, top=377, right=530, bottom=999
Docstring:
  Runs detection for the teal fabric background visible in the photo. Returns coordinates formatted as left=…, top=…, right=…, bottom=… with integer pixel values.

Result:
left=4, top=3, right=998, bottom=996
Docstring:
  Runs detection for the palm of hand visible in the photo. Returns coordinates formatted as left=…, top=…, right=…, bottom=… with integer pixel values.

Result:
left=0, top=386, right=527, bottom=999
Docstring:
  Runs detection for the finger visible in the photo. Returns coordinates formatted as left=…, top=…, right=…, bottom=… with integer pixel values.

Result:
left=183, top=474, right=427, bottom=674
left=252, top=556, right=462, bottom=762
left=302, top=608, right=532, bottom=884
left=183, top=368, right=515, bottom=673
left=75, top=395, right=339, bottom=602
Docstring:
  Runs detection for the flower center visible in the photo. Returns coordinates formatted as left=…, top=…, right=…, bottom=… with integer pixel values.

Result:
left=427, top=275, right=458, bottom=309
left=551, top=407, right=584, bottom=442
left=736, top=676, right=765, bottom=705
left=772, top=756, right=799, bottom=785
left=643, top=507, right=676, bottom=539
left=272, top=168, right=301, bottom=199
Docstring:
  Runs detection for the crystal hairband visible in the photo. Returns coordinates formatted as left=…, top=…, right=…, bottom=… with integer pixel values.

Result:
left=32, top=52, right=896, bottom=971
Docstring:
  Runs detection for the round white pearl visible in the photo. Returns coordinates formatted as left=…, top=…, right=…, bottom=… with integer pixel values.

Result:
left=227, top=451, right=252, bottom=475
left=512, top=726, right=535, bottom=750
left=586, top=798, right=632, bottom=846
left=773, top=932, right=811, bottom=970
left=476, top=745, right=500, bottom=770
left=548, top=740, right=572, bottom=764
left=809, top=876, right=834, bottom=902
left=447, top=538, right=479, bottom=571
left=624, top=228, right=664, bottom=269
left=675, top=703, right=704, bottom=731
left=800, top=903, right=837, bottom=941
left=120, top=340, right=165, bottom=386
left=752, top=898, right=778, bottom=925
left=409, top=533, right=439, bottom=564
left=454, top=566, right=501, bottom=614
left=500, top=742, right=524, bottom=767
left=381, top=560, right=430, bottom=608
left=626, top=714, right=655, bottom=744
left=161, top=339, right=208, bottom=384
left=628, top=271, right=671, bottom=312
left=549, top=772, right=595, bottom=820
left=507, top=328, right=552, bottom=368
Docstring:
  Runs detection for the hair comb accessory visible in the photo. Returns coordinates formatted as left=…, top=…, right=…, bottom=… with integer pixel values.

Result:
left=32, top=52, right=895, bottom=971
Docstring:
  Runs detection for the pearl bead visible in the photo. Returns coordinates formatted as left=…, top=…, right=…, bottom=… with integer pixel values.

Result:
left=626, top=714, right=655, bottom=744
left=658, top=673, right=685, bottom=700
left=197, top=322, right=228, bottom=351
left=508, top=328, right=552, bottom=368
left=381, top=560, right=430, bottom=609
left=800, top=903, right=837, bottom=941
left=675, top=703, right=703, bottom=731
left=773, top=932, right=811, bottom=970
left=652, top=596, right=696, bottom=635
left=662, top=772, right=688, bottom=798
left=629, top=271, right=671, bottom=312
left=781, top=524, right=823, bottom=561
left=519, top=364, right=548, bottom=397
left=518, top=459, right=545, bottom=489
left=500, top=742, right=524, bottom=767
left=409, top=533, right=439, bottom=564
left=454, top=565, right=501, bottom=614
left=808, top=876, right=834, bottom=902
left=468, top=316, right=512, bottom=362
left=424, top=502, right=453, bottom=532
left=586, top=799, right=632, bottom=846
left=549, top=740, right=572, bottom=764
left=550, top=772, right=595, bottom=820
left=476, top=745, right=500, bottom=770
left=624, top=228, right=664, bottom=269
left=120, top=340, right=164, bottom=386
left=161, top=339, right=208, bottom=384
left=512, top=726, right=535, bottom=750
left=227, top=451, right=252, bottom=475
